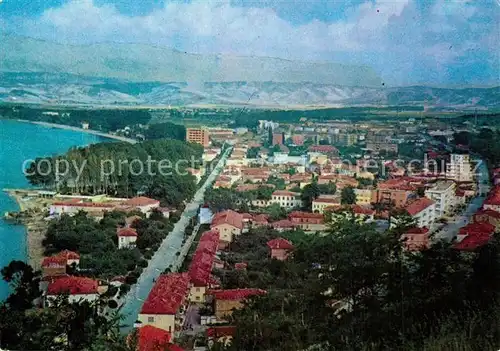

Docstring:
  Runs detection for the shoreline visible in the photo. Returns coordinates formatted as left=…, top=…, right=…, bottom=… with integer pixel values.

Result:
left=4, top=189, right=49, bottom=269
left=9, top=119, right=137, bottom=144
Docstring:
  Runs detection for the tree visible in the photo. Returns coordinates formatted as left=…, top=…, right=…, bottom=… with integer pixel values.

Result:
left=1, top=261, right=42, bottom=311
left=301, top=182, right=320, bottom=211
left=340, top=186, right=356, bottom=205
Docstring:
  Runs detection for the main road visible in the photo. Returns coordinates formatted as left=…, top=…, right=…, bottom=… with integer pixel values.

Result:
left=119, top=146, right=232, bottom=332
left=432, top=158, right=490, bottom=242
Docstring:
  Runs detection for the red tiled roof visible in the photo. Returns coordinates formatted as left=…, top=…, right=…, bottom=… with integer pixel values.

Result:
left=267, top=238, right=294, bottom=250
left=404, top=197, right=435, bottom=216
left=47, top=276, right=99, bottom=295
left=458, top=222, right=495, bottom=236
left=234, top=262, right=247, bottom=270
left=475, top=209, right=500, bottom=219
left=351, top=205, right=375, bottom=215
left=117, top=227, right=138, bottom=237
left=209, top=288, right=267, bottom=301
left=123, top=196, right=160, bottom=207
left=484, top=186, right=500, bottom=206
left=252, top=214, right=269, bottom=224
left=51, top=202, right=116, bottom=208
left=42, top=250, right=80, bottom=267
left=453, top=235, right=492, bottom=251
left=308, top=145, right=339, bottom=153
left=211, top=210, right=244, bottom=230
left=270, top=219, right=297, bottom=229
left=288, top=211, right=324, bottom=219
left=188, top=231, right=219, bottom=286
left=140, top=273, right=190, bottom=315
left=405, top=227, right=430, bottom=235
left=272, top=190, right=300, bottom=197
left=137, top=325, right=172, bottom=351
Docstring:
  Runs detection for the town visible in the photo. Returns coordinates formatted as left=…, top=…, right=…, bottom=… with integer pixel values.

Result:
left=5, top=111, right=500, bottom=350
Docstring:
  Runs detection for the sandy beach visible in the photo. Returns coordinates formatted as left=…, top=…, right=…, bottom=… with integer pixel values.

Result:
left=4, top=190, right=50, bottom=269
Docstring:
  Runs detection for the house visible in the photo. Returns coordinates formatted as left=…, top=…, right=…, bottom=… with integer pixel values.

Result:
left=267, top=237, right=294, bottom=260
left=456, top=222, right=495, bottom=243
left=138, top=273, right=190, bottom=338
left=308, top=145, right=339, bottom=156
left=288, top=211, right=326, bottom=232
left=209, top=289, right=266, bottom=321
left=454, top=222, right=495, bottom=251
left=270, top=219, right=297, bottom=232
left=211, top=210, right=244, bottom=249
left=350, top=205, right=376, bottom=221
left=354, top=188, right=372, bottom=205
left=252, top=214, right=270, bottom=227
left=188, top=231, right=219, bottom=303
left=372, top=178, right=419, bottom=207
left=312, top=194, right=341, bottom=214
left=123, top=197, right=160, bottom=216
left=270, top=190, right=302, bottom=209
left=483, top=186, right=500, bottom=212
left=41, top=250, right=80, bottom=277
left=425, top=180, right=456, bottom=218
left=135, top=325, right=171, bottom=351
left=117, top=227, right=138, bottom=249
left=46, top=276, right=99, bottom=305
left=404, top=197, right=437, bottom=228
left=473, top=209, right=500, bottom=230
left=401, top=227, right=430, bottom=251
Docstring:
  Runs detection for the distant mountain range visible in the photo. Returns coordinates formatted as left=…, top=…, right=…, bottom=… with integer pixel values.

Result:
left=0, top=35, right=498, bottom=109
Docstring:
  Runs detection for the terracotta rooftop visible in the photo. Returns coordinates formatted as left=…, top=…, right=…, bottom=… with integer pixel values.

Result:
left=207, top=326, right=237, bottom=339
left=475, top=209, right=500, bottom=219
left=270, top=219, right=297, bottom=229
left=42, top=250, right=80, bottom=267
left=453, top=235, right=492, bottom=251
left=405, top=227, right=430, bottom=235
left=140, top=273, right=190, bottom=315
left=267, top=237, right=294, bottom=250
left=211, top=210, right=244, bottom=230
left=458, top=222, right=495, bottom=236
left=272, top=190, right=300, bottom=197
left=484, top=186, right=500, bottom=206
left=289, top=211, right=324, bottom=219
left=137, top=325, right=172, bottom=351
left=308, top=145, right=339, bottom=153
left=404, top=197, right=435, bottom=216
left=117, top=227, right=138, bottom=237
left=47, top=276, right=99, bottom=295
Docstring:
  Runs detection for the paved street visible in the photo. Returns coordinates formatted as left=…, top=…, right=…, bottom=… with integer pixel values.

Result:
left=432, top=159, right=490, bottom=242
left=119, top=146, right=232, bottom=333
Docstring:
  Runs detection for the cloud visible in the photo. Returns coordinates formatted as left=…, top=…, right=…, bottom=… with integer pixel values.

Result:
left=4, top=0, right=499, bottom=85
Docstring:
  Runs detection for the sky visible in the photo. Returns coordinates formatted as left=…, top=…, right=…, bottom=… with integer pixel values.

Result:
left=0, top=0, right=499, bottom=86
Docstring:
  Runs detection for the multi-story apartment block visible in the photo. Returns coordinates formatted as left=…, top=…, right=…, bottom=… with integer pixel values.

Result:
left=186, top=128, right=210, bottom=147
left=425, top=180, right=456, bottom=218
left=446, top=153, right=473, bottom=182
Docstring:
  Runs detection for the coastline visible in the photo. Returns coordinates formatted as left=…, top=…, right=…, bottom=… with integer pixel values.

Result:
left=12, top=119, right=137, bottom=144
left=4, top=189, right=49, bottom=269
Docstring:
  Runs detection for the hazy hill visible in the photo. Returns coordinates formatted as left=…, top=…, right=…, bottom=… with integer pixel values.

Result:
left=0, top=73, right=498, bottom=109
left=0, top=34, right=381, bottom=86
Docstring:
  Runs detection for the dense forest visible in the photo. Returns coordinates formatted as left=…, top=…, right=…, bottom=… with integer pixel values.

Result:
left=0, top=105, right=152, bottom=131
left=25, top=139, right=203, bottom=206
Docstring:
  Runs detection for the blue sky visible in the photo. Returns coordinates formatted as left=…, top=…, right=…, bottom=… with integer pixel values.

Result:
left=1, top=0, right=499, bottom=86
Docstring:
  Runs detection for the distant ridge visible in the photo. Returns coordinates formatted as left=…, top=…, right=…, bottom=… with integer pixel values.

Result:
left=0, top=72, right=498, bottom=109
left=0, top=34, right=381, bottom=86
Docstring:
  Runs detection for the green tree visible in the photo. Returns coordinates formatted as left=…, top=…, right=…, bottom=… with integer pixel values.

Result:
left=340, top=186, right=356, bottom=205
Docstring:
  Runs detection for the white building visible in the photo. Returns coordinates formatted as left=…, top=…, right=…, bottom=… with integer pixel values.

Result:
left=117, top=227, right=138, bottom=249
left=446, top=154, right=473, bottom=182
left=404, top=197, right=437, bottom=228
left=425, top=180, right=456, bottom=218
left=45, top=277, right=99, bottom=306
left=270, top=190, right=303, bottom=209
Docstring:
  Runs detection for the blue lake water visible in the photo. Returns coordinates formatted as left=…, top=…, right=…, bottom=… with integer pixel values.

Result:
left=0, top=119, right=106, bottom=300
